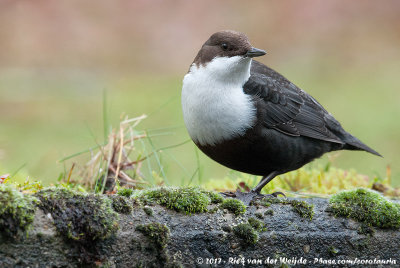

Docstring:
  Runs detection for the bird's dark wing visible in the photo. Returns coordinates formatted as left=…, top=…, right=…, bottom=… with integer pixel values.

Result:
left=244, top=60, right=345, bottom=144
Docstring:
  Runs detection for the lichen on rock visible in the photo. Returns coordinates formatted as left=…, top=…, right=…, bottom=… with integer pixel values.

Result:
left=329, top=188, right=400, bottom=228
left=0, top=184, right=39, bottom=238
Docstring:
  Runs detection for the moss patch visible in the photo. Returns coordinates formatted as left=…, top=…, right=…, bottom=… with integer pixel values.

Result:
left=262, top=198, right=314, bottom=220
left=248, top=217, right=267, bottom=232
left=233, top=223, right=258, bottom=245
left=0, top=184, right=39, bottom=238
left=117, top=188, right=134, bottom=198
left=136, top=222, right=170, bottom=249
left=36, top=187, right=119, bottom=241
left=201, top=190, right=224, bottom=204
left=139, top=187, right=215, bottom=214
left=110, top=195, right=133, bottom=214
left=255, top=212, right=264, bottom=219
left=143, top=206, right=154, bottom=216
left=289, top=200, right=314, bottom=220
left=220, top=199, right=246, bottom=216
left=264, top=209, right=274, bottom=216
left=329, top=188, right=400, bottom=229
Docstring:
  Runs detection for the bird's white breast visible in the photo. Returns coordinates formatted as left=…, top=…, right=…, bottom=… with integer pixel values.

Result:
left=181, top=56, right=256, bottom=146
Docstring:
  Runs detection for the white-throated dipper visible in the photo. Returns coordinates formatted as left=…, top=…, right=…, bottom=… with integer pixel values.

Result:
left=182, top=30, right=381, bottom=203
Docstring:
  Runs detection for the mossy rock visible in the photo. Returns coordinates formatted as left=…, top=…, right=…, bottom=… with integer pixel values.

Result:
left=109, top=195, right=133, bottom=214
left=36, top=187, right=119, bottom=242
left=136, top=222, right=170, bottom=249
left=289, top=200, right=314, bottom=220
left=220, top=198, right=246, bottom=216
left=261, top=197, right=314, bottom=220
left=201, top=190, right=224, bottom=204
left=329, top=188, right=400, bottom=229
left=138, top=187, right=220, bottom=214
left=233, top=223, right=258, bottom=245
left=247, top=217, right=267, bottom=232
left=143, top=206, right=154, bottom=216
left=0, top=184, right=39, bottom=238
left=117, top=188, right=134, bottom=198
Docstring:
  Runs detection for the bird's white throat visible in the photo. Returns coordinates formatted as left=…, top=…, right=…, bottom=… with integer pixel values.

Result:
left=182, top=56, right=256, bottom=146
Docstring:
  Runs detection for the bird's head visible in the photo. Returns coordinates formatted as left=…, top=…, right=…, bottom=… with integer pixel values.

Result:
left=191, top=30, right=266, bottom=79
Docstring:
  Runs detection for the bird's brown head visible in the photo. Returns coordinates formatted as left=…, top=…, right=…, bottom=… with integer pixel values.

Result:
left=193, top=30, right=266, bottom=67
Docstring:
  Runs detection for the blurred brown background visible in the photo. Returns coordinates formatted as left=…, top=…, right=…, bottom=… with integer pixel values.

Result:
left=1, top=1, right=399, bottom=72
left=0, top=0, right=399, bottom=185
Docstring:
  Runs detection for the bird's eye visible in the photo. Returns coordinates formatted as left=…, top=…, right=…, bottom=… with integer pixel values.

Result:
left=221, top=43, right=228, bottom=50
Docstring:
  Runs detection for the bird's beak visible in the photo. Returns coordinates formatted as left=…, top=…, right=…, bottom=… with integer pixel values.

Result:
left=246, top=47, right=266, bottom=58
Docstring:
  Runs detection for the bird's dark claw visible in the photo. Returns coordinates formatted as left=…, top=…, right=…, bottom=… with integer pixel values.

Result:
left=264, top=191, right=286, bottom=198
left=220, top=191, right=237, bottom=198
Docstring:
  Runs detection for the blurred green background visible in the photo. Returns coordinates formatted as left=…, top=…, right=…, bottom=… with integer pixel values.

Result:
left=0, top=1, right=399, bottom=186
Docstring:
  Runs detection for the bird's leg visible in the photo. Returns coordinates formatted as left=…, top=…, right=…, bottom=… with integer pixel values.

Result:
left=251, top=171, right=282, bottom=194
left=221, top=171, right=285, bottom=205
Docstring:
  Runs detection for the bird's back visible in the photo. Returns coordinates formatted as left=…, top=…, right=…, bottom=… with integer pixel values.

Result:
left=245, top=61, right=381, bottom=157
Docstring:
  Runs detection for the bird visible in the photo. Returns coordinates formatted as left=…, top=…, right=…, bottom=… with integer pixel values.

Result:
left=181, top=30, right=381, bottom=204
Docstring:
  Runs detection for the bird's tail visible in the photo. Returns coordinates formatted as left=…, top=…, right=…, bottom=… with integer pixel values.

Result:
left=343, top=135, right=382, bottom=157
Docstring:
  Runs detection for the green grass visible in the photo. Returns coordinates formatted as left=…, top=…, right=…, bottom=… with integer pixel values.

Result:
left=0, top=64, right=398, bottom=187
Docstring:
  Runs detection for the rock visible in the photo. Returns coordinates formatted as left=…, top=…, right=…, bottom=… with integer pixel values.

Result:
left=1, top=196, right=399, bottom=267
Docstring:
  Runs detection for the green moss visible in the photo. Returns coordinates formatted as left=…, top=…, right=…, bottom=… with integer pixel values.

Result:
left=264, top=209, right=274, bottom=216
left=262, top=197, right=282, bottom=207
left=0, top=184, right=39, bottom=237
left=139, top=187, right=212, bottom=214
left=220, top=199, right=246, bottom=216
left=135, top=222, right=170, bottom=249
left=15, top=179, right=44, bottom=193
left=201, top=190, right=224, bottom=204
left=247, top=217, right=267, bottom=232
left=208, top=206, right=219, bottom=213
left=117, top=188, right=134, bottom=198
left=36, top=187, right=119, bottom=241
left=262, top=198, right=314, bottom=220
left=329, top=188, right=400, bottom=228
left=328, top=246, right=339, bottom=256
left=204, top=165, right=382, bottom=196
left=143, top=206, right=154, bottom=216
left=233, top=223, right=258, bottom=245
left=255, top=212, right=264, bottom=219
left=110, top=195, right=133, bottom=214
left=290, top=200, right=314, bottom=220
left=38, top=187, right=76, bottom=199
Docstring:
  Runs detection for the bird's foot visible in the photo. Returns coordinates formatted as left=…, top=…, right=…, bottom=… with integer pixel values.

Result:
left=263, top=191, right=286, bottom=199
left=220, top=190, right=285, bottom=206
